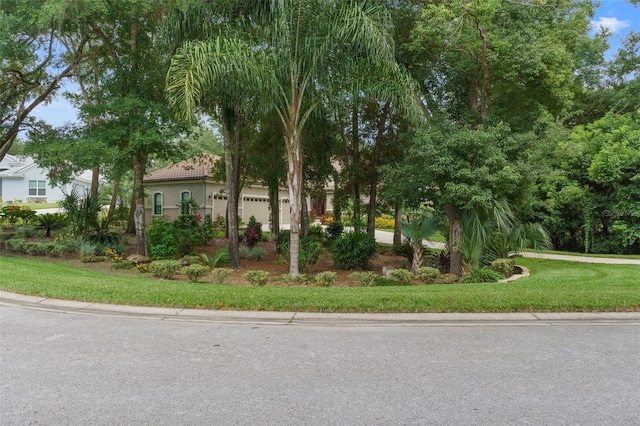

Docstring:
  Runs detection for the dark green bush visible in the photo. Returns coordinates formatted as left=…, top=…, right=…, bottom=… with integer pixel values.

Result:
left=330, top=231, right=377, bottom=270
left=184, top=264, right=209, bottom=282
left=325, top=221, right=344, bottom=241
left=146, top=219, right=177, bottom=260
left=416, top=267, right=440, bottom=284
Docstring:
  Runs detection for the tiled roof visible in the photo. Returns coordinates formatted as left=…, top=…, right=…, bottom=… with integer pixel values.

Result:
left=144, top=154, right=220, bottom=182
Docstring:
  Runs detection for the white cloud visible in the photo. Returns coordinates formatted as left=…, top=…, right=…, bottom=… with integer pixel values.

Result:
left=591, top=16, right=632, bottom=34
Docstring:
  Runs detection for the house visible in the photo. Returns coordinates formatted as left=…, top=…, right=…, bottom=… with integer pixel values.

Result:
left=0, top=155, right=92, bottom=204
left=143, top=154, right=335, bottom=226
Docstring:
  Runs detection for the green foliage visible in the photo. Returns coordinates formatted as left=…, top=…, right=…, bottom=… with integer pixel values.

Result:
left=210, top=268, right=233, bottom=284
left=307, top=225, right=325, bottom=242
left=78, top=242, right=98, bottom=257
left=149, top=260, right=180, bottom=279
left=349, top=271, right=378, bottom=287
left=83, top=216, right=120, bottom=247
left=244, top=270, right=269, bottom=286
left=278, top=236, right=323, bottom=273
left=202, top=214, right=215, bottom=243
left=491, top=258, right=516, bottom=278
left=184, top=264, right=209, bottom=282
left=0, top=206, right=37, bottom=225
left=280, top=274, right=311, bottom=285
left=325, top=221, right=344, bottom=241
left=146, top=219, right=177, bottom=260
left=36, top=213, right=67, bottom=237
left=416, top=267, right=440, bottom=284
left=314, top=271, right=337, bottom=287
left=460, top=267, right=504, bottom=284
left=330, top=231, right=378, bottom=270
left=402, top=215, right=441, bottom=272
left=59, top=189, right=104, bottom=237
left=388, top=269, right=414, bottom=285
left=239, top=246, right=267, bottom=261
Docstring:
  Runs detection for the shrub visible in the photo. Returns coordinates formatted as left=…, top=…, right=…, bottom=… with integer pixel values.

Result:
left=315, top=271, right=337, bottom=287
left=5, top=238, right=28, bottom=253
left=136, top=263, right=150, bottom=273
left=491, top=258, right=515, bottom=277
left=36, top=213, right=68, bottom=237
left=307, top=225, right=325, bottom=242
left=83, top=216, right=120, bottom=247
left=111, top=261, right=134, bottom=270
left=239, top=246, right=267, bottom=261
left=243, top=216, right=263, bottom=247
left=202, top=214, right=215, bottom=243
left=105, top=247, right=124, bottom=263
left=244, top=270, right=269, bottom=286
left=210, top=249, right=230, bottom=267
left=416, top=267, right=440, bottom=284
left=280, top=274, right=310, bottom=285
left=184, top=264, right=209, bottom=282
left=277, top=236, right=323, bottom=273
left=349, top=271, right=378, bottom=287
left=460, top=267, right=505, bottom=283
left=388, top=268, right=414, bottom=285
left=330, top=231, right=377, bottom=270
left=149, top=260, right=180, bottom=279
left=78, top=242, right=98, bottom=257
left=210, top=268, right=234, bottom=284
left=147, top=218, right=178, bottom=259
left=374, top=217, right=395, bottom=229
left=325, top=220, right=344, bottom=241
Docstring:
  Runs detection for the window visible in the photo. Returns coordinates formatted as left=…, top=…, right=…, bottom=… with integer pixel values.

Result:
left=28, top=180, right=46, bottom=196
left=153, top=193, right=163, bottom=215
left=180, top=191, right=191, bottom=214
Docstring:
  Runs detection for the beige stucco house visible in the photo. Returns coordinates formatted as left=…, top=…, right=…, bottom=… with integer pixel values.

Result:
left=143, top=154, right=302, bottom=226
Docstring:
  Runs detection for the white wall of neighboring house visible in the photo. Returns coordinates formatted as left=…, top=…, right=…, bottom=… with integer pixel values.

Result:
left=0, top=155, right=92, bottom=203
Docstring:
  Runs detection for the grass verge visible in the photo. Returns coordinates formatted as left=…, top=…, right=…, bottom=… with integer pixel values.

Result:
left=1, top=256, right=638, bottom=313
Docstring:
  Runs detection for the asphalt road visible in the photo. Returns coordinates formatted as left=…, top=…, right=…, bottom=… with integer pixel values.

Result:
left=1, top=303, right=639, bottom=425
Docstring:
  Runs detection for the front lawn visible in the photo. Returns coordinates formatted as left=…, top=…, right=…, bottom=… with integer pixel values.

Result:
left=1, top=256, right=638, bottom=312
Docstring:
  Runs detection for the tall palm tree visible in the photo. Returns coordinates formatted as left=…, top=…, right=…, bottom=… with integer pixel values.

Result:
left=167, top=0, right=419, bottom=275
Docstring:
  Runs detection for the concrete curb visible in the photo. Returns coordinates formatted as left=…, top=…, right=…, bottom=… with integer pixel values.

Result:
left=2, top=290, right=639, bottom=326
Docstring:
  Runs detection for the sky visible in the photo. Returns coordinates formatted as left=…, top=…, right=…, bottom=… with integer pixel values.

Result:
left=30, top=0, right=640, bottom=129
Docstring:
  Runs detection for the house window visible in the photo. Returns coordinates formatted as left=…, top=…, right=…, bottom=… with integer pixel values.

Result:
left=28, top=180, right=46, bottom=196
left=153, top=193, right=163, bottom=215
left=180, top=191, right=191, bottom=214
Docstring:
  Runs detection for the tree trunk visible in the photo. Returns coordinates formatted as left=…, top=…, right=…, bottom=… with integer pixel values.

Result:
left=444, top=203, right=463, bottom=276
left=107, top=178, right=120, bottom=219
left=132, top=152, right=147, bottom=256
left=301, top=188, right=309, bottom=237
left=393, top=202, right=403, bottom=248
left=366, top=101, right=390, bottom=238
left=223, top=115, right=240, bottom=269
left=90, top=166, right=100, bottom=198
left=351, top=101, right=361, bottom=233
left=268, top=181, right=281, bottom=250
left=126, top=190, right=136, bottom=234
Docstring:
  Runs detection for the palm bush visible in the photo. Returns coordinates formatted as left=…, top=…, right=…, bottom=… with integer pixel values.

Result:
left=402, top=215, right=441, bottom=273
left=36, top=213, right=68, bottom=237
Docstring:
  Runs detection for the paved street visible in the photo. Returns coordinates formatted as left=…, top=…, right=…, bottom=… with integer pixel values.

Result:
left=1, top=301, right=639, bottom=425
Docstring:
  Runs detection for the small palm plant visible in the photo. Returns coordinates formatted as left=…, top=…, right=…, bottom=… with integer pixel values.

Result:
left=36, top=213, right=68, bottom=237
left=402, top=215, right=441, bottom=273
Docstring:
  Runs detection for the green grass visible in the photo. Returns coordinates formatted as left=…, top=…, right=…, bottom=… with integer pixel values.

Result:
left=1, top=256, right=638, bottom=312
left=0, top=202, right=60, bottom=210
left=537, top=250, right=640, bottom=260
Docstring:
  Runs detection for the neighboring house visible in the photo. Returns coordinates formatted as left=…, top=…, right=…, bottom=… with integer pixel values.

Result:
left=0, top=155, right=92, bottom=204
left=143, top=154, right=335, bottom=226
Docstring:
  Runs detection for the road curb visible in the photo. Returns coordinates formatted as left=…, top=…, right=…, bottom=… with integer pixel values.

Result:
left=2, top=290, right=639, bottom=326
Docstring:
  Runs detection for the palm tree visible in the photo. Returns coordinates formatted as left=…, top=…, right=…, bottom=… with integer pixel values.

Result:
left=402, top=215, right=442, bottom=273
left=167, top=0, right=419, bottom=275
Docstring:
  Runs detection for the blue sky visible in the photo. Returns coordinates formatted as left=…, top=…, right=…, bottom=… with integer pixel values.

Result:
left=31, top=1, right=640, bottom=128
